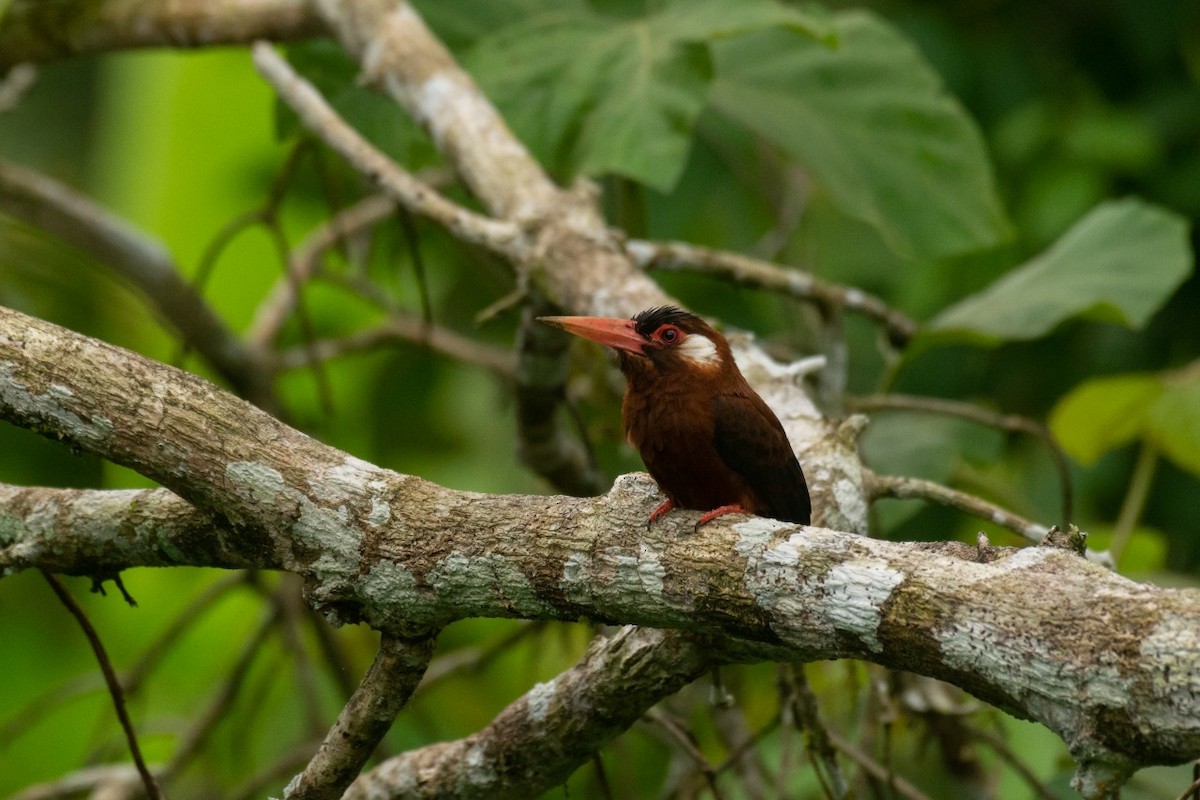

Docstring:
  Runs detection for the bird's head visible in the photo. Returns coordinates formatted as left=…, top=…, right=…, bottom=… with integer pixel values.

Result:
left=538, top=306, right=732, bottom=379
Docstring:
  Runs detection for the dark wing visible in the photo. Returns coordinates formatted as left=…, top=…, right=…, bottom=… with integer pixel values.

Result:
left=711, top=393, right=811, bottom=524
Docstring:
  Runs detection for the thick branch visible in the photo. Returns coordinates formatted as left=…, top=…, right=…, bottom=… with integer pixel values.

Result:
left=2, top=306, right=1200, bottom=788
left=0, top=0, right=324, bottom=71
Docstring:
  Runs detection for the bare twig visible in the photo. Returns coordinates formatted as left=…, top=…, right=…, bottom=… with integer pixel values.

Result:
left=274, top=314, right=516, bottom=377
left=644, top=708, right=726, bottom=800
left=159, top=608, right=279, bottom=784
left=10, top=764, right=152, bottom=800
left=1110, top=440, right=1158, bottom=566
left=969, top=725, right=1059, bottom=800
left=249, top=193, right=398, bottom=346
left=825, top=728, right=933, bottom=800
left=627, top=239, right=918, bottom=347
left=849, top=392, right=1074, bottom=525
left=781, top=664, right=849, bottom=799
left=287, top=632, right=438, bottom=800
left=251, top=42, right=525, bottom=260
left=345, top=627, right=715, bottom=800
left=866, top=469, right=1049, bottom=543
left=41, top=572, right=164, bottom=800
left=0, top=63, right=37, bottom=112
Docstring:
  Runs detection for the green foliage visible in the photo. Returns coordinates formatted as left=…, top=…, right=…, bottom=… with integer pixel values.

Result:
left=1052, top=363, right=1200, bottom=479
left=927, top=198, right=1193, bottom=343
left=459, top=0, right=831, bottom=192
left=712, top=10, right=1010, bottom=261
left=3, top=0, right=1200, bottom=796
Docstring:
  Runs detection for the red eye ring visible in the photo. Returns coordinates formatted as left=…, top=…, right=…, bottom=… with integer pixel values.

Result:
left=658, top=325, right=680, bottom=344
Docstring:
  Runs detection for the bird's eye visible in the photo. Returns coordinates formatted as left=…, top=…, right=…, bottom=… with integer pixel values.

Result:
left=658, top=326, right=680, bottom=344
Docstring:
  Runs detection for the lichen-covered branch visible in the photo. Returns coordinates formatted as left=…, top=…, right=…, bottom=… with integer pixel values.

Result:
left=2, top=305, right=1200, bottom=793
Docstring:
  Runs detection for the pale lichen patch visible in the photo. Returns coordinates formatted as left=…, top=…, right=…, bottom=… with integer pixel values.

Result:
left=526, top=678, right=559, bottom=722
left=637, top=543, right=666, bottom=596
left=463, top=742, right=497, bottom=788
left=1140, top=615, right=1200, bottom=732
left=225, top=461, right=286, bottom=505
left=428, top=552, right=554, bottom=618
left=823, top=560, right=905, bottom=652
left=368, top=497, right=392, bottom=527
left=0, top=366, right=119, bottom=446
left=0, top=511, right=22, bottom=548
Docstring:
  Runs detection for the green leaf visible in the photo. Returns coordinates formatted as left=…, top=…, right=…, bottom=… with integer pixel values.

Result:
left=929, top=198, right=1194, bottom=342
left=1146, top=365, right=1200, bottom=477
left=464, top=0, right=831, bottom=192
left=710, top=11, right=1010, bottom=261
left=1049, top=373, right=1164, bottom=465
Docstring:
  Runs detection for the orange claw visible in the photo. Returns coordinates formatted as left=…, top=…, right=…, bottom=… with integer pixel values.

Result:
left=696, top=503, right=748, bottom=527
left=647, top=499, right=676, bottom=527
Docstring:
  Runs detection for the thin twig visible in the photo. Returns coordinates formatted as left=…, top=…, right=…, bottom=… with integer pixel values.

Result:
left=1110, top=440, right=1158, bottom=566
left=825, top=728, right=933, bottom=800
left=968, top=725, right=1059, bottom=800
left=274, top=314, right=516, bottom=378
left=0, top=63, right=37, bottom=112
left=644, top=708, right=726, bottom=800
left=41, top=572, right=164, bottom=800
left=627, top=238, right=918, bottom=347
left=849, top=393, right=1074, bottom=525
left=159, top=607, right=279, bottom=783
left=866, top=469, right=1049, bottom=543
left=781, top=663, right=848, bottom=799
left=248, top=194, right=396, bottom=346
left=515, top=301, right=608, bottom=496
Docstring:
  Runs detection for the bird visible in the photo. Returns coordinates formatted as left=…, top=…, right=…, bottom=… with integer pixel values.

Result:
left=538, top=306, right=810, bottom=527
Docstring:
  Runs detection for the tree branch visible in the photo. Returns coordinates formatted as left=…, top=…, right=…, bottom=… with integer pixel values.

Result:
left=345, top=626, right=715, bottom=800
left=627, top=238, right=919, bottom=347
left=0, top=0, right=324, bottom=71
left=287, top=632, right=437, bottom=800
left=251, top=42, right=526, bottom=262
left=3, top=306, right=1200, bottom=794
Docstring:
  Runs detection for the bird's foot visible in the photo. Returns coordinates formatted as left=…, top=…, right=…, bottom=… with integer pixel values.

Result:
left=695, top=504, right=749, bottom=531
left=647, top=499, right=676, bottom=528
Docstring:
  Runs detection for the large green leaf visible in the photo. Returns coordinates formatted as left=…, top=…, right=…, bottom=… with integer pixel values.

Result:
left=1146, top=365, right=1200, bottom=477
left=710, top=11, right=1009, bottom=261
left=1049, top=373, right=1163, bottom=465
left=929, top=198, right=1193, bottom=341
left=1050, top=363, right=1200, bottom=478
left=463, top=0, right=831, bottom=192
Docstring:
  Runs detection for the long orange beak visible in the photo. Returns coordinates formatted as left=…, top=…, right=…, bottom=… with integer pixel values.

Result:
left=537, top=315, right=648, bottom=355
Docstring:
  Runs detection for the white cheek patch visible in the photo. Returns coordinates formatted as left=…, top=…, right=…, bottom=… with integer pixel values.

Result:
left=677, top=334, right=721, bottom=366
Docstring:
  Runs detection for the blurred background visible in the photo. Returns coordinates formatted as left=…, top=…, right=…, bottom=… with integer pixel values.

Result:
left=1, top=0, right=1197, bottom=796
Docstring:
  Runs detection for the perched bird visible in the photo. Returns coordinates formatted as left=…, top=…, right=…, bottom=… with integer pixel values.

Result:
left=539, top=306, right=811, bottom=527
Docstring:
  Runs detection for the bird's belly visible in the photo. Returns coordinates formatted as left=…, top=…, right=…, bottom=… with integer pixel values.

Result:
left=636, top=422, right=750, bottom=512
